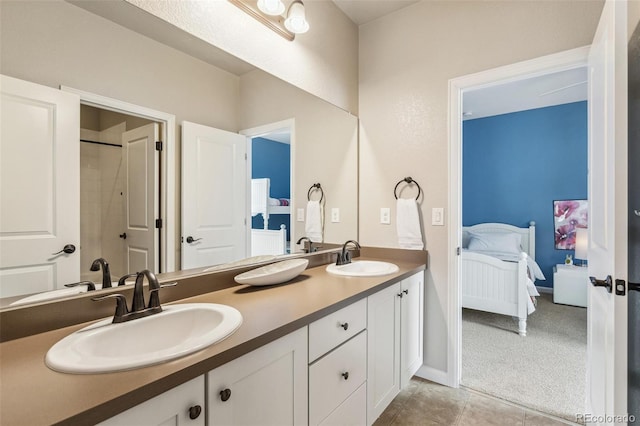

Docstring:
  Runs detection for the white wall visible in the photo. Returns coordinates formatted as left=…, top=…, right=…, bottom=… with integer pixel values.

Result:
left=125, top=0, right=359, bottom=114
left=358, top=0, right=604, bottom=376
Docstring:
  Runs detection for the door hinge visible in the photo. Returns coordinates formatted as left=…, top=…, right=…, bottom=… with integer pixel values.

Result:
left=156, top=141, right=163, bottom=151
left=457, top=247, right=461, bottom=255
left=155, top=218, right=163, bottom=229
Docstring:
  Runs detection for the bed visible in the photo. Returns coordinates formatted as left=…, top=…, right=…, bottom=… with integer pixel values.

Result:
left=251, top=224, right=287, bottom=256
left=251, top=178, right=290, bottom=230
left=461, top=221, right=544, bottom=336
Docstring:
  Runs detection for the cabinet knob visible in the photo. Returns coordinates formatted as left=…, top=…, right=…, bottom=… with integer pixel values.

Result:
left=397, top=292, right=403, bottom=298
left=220, top=388, right=231, bottom=402
left=342, top=372, right=349, bottom=380
left=188, top=405, right=202, bottom=420
left=340, top=322, right=349, bottom=331
left=403, top=289, right=409, bottom=295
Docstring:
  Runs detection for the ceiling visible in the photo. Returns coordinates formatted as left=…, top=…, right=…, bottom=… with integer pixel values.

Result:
left=332, top=0, right=420, bottom=25
left=462, top=67, right=588, bottom=121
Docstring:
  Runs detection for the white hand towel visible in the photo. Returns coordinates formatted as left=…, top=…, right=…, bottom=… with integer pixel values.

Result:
left=305, top=200, right=323, bottom=242
left=396, top=198, right=424, bottom=249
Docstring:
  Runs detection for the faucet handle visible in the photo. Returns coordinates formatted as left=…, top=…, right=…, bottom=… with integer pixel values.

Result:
left=92, top=294, right=129, bottom=322
left=117, top=273, right=138, bottom=287
left=64, top=281, right=96, bottom=291
left=148, top=282, right=178, bottom=309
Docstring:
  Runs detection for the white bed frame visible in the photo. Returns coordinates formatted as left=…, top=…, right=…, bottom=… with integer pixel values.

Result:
left=461, top=221, right=536, bottom=336
left=251, top=178, right=290, bottom=229
left=251, top=224, right=287, bottom=256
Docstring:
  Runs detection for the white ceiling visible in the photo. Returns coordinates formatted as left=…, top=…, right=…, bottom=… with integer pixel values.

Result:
left=463, top=67, right=588, bottom=121
left=332, top=0, right=420, bottom=25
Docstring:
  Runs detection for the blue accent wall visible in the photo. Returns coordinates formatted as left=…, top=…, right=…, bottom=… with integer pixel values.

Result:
left=251, top=137, right=291, bottom=240
left=463, top=101, right=587, bottom=288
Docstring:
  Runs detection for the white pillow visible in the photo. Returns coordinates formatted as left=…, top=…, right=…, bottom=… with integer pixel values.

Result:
left=467, top=232, right=522, bottom=254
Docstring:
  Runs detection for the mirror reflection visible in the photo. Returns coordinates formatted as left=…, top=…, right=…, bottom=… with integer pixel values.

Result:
left=0, top=0, right=357, bottom=308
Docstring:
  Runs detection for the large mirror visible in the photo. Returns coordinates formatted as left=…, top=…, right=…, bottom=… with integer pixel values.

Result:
left=0, top=0, right=358, bottom=308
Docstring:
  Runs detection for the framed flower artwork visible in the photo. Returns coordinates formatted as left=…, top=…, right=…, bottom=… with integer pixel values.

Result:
left=553, top=199, right=588, bottom=250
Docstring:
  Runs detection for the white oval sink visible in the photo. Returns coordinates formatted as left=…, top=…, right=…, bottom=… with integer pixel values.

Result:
left=326, top=260, right=399, bottom=277
left=234, top=258, right=309, bottom=286
left=45, top=303, right=243, bottom=374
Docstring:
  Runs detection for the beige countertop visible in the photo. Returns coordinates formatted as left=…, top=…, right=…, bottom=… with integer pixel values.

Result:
left=0, top=249, right=426, bottom=425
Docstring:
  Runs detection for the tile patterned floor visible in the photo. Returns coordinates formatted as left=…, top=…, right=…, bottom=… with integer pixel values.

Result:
left=373, top=378, right=578, bottom=426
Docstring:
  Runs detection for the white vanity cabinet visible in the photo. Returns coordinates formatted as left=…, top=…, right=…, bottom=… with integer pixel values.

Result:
left=98, top=376, right=205, bottom=426
left=308, top=299, right=368, bottom=426
left=207, top=327, right=308, bottom=426
left=367, top=272, right=424, bottom=425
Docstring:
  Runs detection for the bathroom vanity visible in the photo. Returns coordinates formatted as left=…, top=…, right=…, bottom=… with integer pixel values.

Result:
left=0, top=248, right=426, bottom=425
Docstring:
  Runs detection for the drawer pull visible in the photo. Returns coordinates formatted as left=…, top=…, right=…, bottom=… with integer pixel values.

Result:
left=188, top=405, right=202, bottom=420
left=341, top=371, right=349, bottom=380
left=220, top=388, right=231, bottom=402
left=339, top=322, right=349, bottom=331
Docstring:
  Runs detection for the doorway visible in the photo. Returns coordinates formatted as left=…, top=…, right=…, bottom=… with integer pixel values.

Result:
left=448, top=47, right=591, bottom=418
left=242, top=119, right=295, bottom=256
left=79, top=105, right=160, bottom=282
left=63, top=86, right=177, bottom=274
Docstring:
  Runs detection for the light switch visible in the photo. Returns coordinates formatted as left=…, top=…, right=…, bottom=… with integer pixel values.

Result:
left=297, top=208, right=305, bottom=222
left=380, top=207, right=391, bottom=225
left=331, top=208, right=340, bottom=223
left=432, top=207, right=444, bottom=226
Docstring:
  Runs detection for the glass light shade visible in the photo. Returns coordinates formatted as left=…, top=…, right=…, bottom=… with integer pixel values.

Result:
left=257, top=0, right=285, bottom=16
left=574, top=228, right=588, bottom=260
left=285, top=0, right=309, bottom=34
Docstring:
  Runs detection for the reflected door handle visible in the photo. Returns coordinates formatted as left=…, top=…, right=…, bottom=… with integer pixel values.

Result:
left=589, top=275, right=613, bottom=293
left=629, top=282, right=640, bottom=293
left=52, top=244, right=76, bottom=255
left=186, top=236, right=202, bottom=244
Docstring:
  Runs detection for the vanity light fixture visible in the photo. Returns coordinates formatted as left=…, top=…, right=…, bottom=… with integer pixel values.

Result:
left=257, top=0, right=285, bottom=16
left=229, top=0, right=309, bottom=41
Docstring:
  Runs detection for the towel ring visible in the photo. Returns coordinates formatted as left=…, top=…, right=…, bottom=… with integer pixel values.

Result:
left=307, top=183, right=324, bottom=203
left=394, top=177, right=422, bottom=200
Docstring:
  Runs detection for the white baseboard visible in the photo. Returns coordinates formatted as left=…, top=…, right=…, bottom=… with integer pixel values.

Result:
left=415, top=365, right=452, bottom=387
left=536, top=285, right=553, bottom=294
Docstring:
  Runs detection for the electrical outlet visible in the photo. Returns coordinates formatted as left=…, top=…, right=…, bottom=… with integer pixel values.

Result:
left=380, top=207, right=391, bottom=224
left=297, top=208, right=305, bottom=222
left=331, top=208, right=340, bottom=223
left=432, top=207, right=444, bottom=226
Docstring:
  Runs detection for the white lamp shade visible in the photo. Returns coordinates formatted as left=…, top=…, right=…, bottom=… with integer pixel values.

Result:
left=257, top=0, right=285, bottom=15
left=285, top=0, right=309, bottom=34
left=575, top=228, right=588, bottom=260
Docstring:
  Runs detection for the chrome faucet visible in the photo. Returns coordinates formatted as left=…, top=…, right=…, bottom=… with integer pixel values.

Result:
left=64, top=280, right=96, bottom=291
left=296, top=236, right=314, bottom=253
left=90, top=258, right=112, bottom=289
left=93, top=269, right=176, bottom=323
left=336, top=240, right=361, bottom=265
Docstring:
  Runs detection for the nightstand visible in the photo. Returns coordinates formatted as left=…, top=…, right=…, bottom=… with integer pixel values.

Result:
left=553, top=264, right=588, bottom=307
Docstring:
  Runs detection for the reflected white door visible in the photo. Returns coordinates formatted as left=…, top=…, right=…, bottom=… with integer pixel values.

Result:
left=0, top=75, right=80, bottom=297
left=181, top=121, right=246, bottom=270
left=586, top=0, right=628, bottom=422
left=122, top=123, right=159, bottom=274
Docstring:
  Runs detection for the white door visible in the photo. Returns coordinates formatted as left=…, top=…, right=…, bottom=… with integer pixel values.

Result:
left=0, top=75, right=80, bottom=297
left=122, top=123, right=159, bottom=274
left=586, top=0, right=628, bottom=422
left=181, top=121, right=247, bottom=270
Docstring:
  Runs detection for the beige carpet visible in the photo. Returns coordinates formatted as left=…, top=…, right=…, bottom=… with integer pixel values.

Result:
left=461, top=293, right=587, bottom=423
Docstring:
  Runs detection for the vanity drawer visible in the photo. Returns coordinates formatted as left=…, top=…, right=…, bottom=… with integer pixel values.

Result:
left=318, top=382, right=366, bottom=426
left=309, top=331, right=367, bottom=425
left=309, top=298, right=366, bottom=362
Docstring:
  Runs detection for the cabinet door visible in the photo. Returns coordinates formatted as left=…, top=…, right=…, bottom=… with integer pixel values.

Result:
left=99, top=376, right=205, bottom=426
left=207, top=327, right=308, bottom=426
left=367, top=282, right=401, bottom=425
left=401, top=272, right=424, bottom=389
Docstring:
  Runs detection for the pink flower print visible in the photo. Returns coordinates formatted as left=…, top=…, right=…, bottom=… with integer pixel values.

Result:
left=555, top=224, right=576, bottom=249
left=554, top=201, right=581, bottom=222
